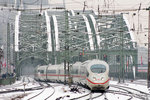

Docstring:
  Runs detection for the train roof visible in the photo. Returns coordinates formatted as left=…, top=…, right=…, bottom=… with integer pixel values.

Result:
left=36, top=65, right=47, bottom=70
left=73, top=62, right=82, bottom=66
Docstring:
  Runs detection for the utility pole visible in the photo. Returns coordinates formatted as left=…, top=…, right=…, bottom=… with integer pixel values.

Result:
left=7, top=23, right=10, bottom=76
left=64, top=11, right=71, bottom=86
left=147, top=6, right=150, bottom=88
left=40, top=0, right=43, bottom=13
left=118, top=13, right=125, bottom=83
left=98, top=5, right=100, bottom=15
left=63, top=0, right=71, bottom=86
left=137, top=3, right=141, bottom=34
left=0, top=48, right=3, bottom=75
left=83, top=1, right=87, bottom=13
left=63, top=0, right=66, bottom=85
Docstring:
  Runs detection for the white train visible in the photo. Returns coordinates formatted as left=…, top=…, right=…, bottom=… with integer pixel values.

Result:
left=34, top=59, right=109, bottom=90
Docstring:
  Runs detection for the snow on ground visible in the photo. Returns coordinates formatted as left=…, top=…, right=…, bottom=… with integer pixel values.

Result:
left=0, top=78, right=150, bottom=100
left=111, top=80, right=149, bottom=93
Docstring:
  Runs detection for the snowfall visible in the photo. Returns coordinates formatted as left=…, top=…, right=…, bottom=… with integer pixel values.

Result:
left=0, top=76, right=150, bottom=100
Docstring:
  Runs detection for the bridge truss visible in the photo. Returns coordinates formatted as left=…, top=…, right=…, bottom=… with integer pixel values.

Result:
left=13, top=10, right=137, bottom=80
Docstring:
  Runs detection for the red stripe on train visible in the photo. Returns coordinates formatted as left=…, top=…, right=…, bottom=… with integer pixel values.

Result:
left=86, top=78, right=109, bottom=85
left=36, top=74, right=109, bottom=84
left=38, top=74, right=86, bottom=78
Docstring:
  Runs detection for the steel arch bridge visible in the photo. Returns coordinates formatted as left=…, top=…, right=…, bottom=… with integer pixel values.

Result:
left=14, top=10, right=137, bottom=80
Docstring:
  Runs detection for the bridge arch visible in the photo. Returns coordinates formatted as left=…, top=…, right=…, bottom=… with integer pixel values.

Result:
left=13, top=10, right=137, bottom=80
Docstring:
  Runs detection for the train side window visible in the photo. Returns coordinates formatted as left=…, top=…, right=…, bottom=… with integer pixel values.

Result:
left=47, top=70, right=56, bottom=74
left=75, top=69, right=78, bottom=74
left=81, top=68, right=86, bottom=75
left=86, top=71, right=89, bottom=77
left=71, top=69, right=78, bottom=74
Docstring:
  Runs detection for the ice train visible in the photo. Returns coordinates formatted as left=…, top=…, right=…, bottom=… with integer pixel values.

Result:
left=34, top=59, right=109, bottom=90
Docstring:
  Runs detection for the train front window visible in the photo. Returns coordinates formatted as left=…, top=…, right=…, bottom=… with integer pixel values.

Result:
left=90, top=64, right=106, bottom=73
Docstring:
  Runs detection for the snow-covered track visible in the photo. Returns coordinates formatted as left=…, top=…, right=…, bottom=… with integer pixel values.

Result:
left=0, top=77, right=45, bottom=95
left=69, top=91, right=91, bottom=100
left=111, top=84, right=150, bottom=95
left=110, top=84, right=150, bottom=99
left=0, top=76, right=30, bottom=93
left=27, top=82, right=55, bottom=100
left=0, top=82, right=44, bottom=94
left=86, top=92, right=104, bottom=100
left=9, top=81, right=47, bottom=100
left=107, top=89, right=133, bottom=100
left=44, top=83, right=55, bottom=100
left=22, top=76, right=31, bottom=83
left=127, top=80, right=147, bottom=86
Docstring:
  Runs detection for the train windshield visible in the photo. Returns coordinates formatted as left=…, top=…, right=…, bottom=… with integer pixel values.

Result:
left=90, top=64, right=106, bottom=73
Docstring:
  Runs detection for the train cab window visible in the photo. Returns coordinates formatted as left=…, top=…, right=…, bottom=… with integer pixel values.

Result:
left=47, top=70, right=56, bottom=74
left=39, top=70, right=44, bottom=74
left=90, top=64, right=106, bottom=73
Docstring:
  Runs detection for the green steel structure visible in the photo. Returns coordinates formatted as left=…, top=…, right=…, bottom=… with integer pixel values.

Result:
left=14, top=11, right=50, bottom=76
left=95, top=14, right=137, bottom=82
left=14, top=10, right=137, bottom=81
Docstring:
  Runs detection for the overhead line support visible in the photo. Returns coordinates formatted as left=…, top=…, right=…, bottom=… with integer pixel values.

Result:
left=147, top=6, right=150, bottom=88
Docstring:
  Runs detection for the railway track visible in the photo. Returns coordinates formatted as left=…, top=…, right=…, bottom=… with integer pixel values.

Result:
left=10, top=81, right=49, bottom=100
left=44, top=83, right=55, bottom=100
left=0, top=76, right=30, bottom=94
left=110, top=84, right=150, bottom=99
left=67, top=90, right=105, bottom=100
left=127, top=80, right=147, bottom=86
left=0, top=76, right=40, bottom=94
left=107, top=89, right=133, bottom=100
left=0, top=76, right=47, bottom=100
left=26, top=82, right=55, bottom=100
left=1, top=77, right=149, bottom=100
left=69, top=92, right=91, bottom=100
left=67, top=83, right=149, bottom=100
left=24, top=82, right=66, bottom=100
left=0, top=78, right=64, bottom=100
left=86, top=92, right=104, bottom=100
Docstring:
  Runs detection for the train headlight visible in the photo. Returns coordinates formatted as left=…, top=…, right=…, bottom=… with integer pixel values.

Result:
left=93, top=77, right=96, bottom=81
left=101, top=77, right=104, bottom=80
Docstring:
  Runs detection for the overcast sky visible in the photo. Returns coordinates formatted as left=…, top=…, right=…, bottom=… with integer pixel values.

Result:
left=48, top=0, right=150, bottom=10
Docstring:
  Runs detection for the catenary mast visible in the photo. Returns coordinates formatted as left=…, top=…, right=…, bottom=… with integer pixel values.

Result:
left=147, top=6, right=150, bottom=88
